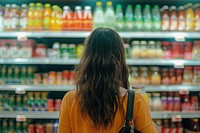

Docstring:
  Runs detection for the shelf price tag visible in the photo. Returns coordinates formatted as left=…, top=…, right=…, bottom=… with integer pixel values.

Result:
left=172, top=115, right=182, bottom=122
left=15, top=88, right=26, bottom=94
left=16, top=115, right=26, bottom=122
left=179, top=89, right=189, bottom=95
left=17, top=34, right=27, bottom=41
left=174, top=60, right=184, bottom=68
left=175, top=34, right=185, bottom=42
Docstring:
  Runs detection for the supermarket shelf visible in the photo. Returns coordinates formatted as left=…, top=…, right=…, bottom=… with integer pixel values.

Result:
left=1, top=111, right=199, bottom=119
left=0, top=85, right=75, bottom=91
left=0, top=31, right=199, bottom=38
left=0, top=85, right=200, bottom=92
left=1, top=58, right=200, bottom=66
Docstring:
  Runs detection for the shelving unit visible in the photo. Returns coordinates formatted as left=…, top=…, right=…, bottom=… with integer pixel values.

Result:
left=1, top=58, right=200, bottom=66
left=0, top=85, right=200, bottom=92
left=0, top=31, right=199, bottom=38
left=1, top=111, right=199, bottom=119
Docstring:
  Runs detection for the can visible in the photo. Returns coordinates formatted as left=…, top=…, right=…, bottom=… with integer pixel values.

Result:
left=60, top=44, right=69, bottom=59
left=56, top=72, right=62, bottom=85
left=34, top=73, right=42, bottom=85
left=55, top=99, right=62, bottom=111
left=69, top=71, right=76, bottom=85
left=47, top=99, right=54, bottom=112
left=42, top=73, right=49, bottom=85
left=68, top=44, right=76, bottom=58
left=36, top=124, right=45, bottom=133
left=76, top=44, right=84, bottom=58
left=28, top=124, right=35, bottom=133
left=62, top=70, right=70, bottom=85
left=48, top=71, right=56, bottom=84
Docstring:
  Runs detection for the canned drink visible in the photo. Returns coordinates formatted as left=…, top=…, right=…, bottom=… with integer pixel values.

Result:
left=56, top=72, right=62, bottom=85
left=48, top=71, right=56, bottom=84
left=55, top=99, right=62, bottom=111
left=62, top=70, right=70, bottom=85
left=34, top=73, right=42, bottom=85
left=69, top=71, right=76, bottom=85
left=47, top=99, right=54, bottom=112
left=68, top=44, right=76, bottom=58
left=60, top=44, right=69, bottom=59
left=76, top=44, right=84, bottom=58
left=36, top=124, right=45, bottom=133
left=28, top=124, right=35, bottom=133
left=42, top=73, right=49, bottom=85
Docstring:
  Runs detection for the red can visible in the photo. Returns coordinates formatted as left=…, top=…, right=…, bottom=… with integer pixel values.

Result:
left=28, top=124, right=35, bottom=133
left=47, top=99, right=54, bottom=112
left=55, top=99, right=62, bottom=111
left=36, top=124, right=45, bottom=133
left=169, top=68, right=176, bottom=85
left=176, top=69, right=183, bottom=84
left=48, top=71, right=56, bottom=84
left=62, top=70, right=70, bottom=85
left=69, top=71, right=76, bottom=85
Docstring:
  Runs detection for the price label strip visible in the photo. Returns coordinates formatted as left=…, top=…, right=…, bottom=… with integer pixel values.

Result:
left=172, top=115, right=182, bottom=122
left=175, top=34, right=186, bottom=42
left=17, top=34, right=28, bottom=41
left=16, top=115, right=26, bottom=122
left=15, top=88, right=26, bottom=94
left=174, top=60, right=184, bottom=69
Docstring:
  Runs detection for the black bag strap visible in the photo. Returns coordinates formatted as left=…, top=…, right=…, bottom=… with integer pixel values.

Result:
left=125, top=89, right=135, bottom=124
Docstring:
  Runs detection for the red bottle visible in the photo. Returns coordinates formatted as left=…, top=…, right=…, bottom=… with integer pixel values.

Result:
left=162, top=120, right=170, bottom=133
left=83, top=6, right=93, bottom=31
left=73, top=6, right=83, bottom=30
left=62, top=6, right=73, bottom=30
left=169, top=122, right=176, bottom=133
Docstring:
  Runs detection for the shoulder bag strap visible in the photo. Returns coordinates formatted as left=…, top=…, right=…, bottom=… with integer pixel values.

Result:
left=125, top=89, right=135, bottom=125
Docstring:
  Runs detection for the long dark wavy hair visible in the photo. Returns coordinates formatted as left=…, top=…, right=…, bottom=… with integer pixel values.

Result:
left=76, top=28, right=129, bottom=129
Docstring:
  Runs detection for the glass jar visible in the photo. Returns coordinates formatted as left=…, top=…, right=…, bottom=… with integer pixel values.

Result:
left=150, top=67, right=161, bottom=84
left=192, top=41, right=200, bottom=60
left=182, top=66, right=193, bottom=85
left=169, top=68, right=176, bottom=85
left=176, top=69, right=183, bottom=84
left=193, top=66, right=200, bottom=85
left=140, top=67, right=150, bottom=84
left=131, top=41, right=140, bottom=58
left=140, top=41, right=148, bottom=58
left=148, top=41, right=156, bottom=58
left=130, top=67, right=140, bottom=85
left=162, top=41, right=172, bottom=59
left=155, top=41, right=163, bottom=58
left=152, top=93, right=162, bottom=111
left=161, top=68, right=170, bottom=84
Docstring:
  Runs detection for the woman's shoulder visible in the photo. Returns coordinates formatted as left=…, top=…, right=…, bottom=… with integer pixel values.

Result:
left=63, top=90, right=77, bottom=103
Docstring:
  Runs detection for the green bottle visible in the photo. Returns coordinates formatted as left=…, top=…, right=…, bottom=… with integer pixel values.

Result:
left=143, top=4, right=152, bottom=31
left=125, top=4, right=134, bottom=31
left=152, top=5, right=161, bottom=31
left=2, top=119, right=8, bottom=133
left=115, top=4, right=124, bottom=31
left=134, top=4, right=143, bottom=31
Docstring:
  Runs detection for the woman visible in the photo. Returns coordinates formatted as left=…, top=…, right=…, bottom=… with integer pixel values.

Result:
left=58, top=28, right=157, bottom=133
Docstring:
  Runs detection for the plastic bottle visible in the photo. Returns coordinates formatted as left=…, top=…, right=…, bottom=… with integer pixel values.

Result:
left=161, top=6, right=170, bottom=31
left=152, top=5, right=161, bottom=31
left=143, top=4, right=152, bottom=31
left=177, top=6, right=186, bottom=31
left=4, top=4, right=11, bottom=31
left=73, top=6, right=83, bottom=30
left=93, top=1, right=104, bottom=29
left=0, top=5, right=3, bottom=31
left=194, top=3, right=200, bottom=31
left=105, top=1, right=115, bottom=29
left=62, top=6, right=73, bottom=30
left=10, top=4, right=20, bottom=31
left=169, top=6, right=178, bottom=31
left=115, top=4, right=124, bottom=31
left=125, top=4, right=134, bottom=31
left=27, top=3, right=35, bottom=31
left=20, top=4, right=28, bottom=31
left=134, top=4, right=143, bottom=31
left=185, top=3, right=195, bottom=31
left=34, top=3, right=43, bottom=30
left=83, top=6, right=93, bottom=31
left=43, top=3, right=52, bottom=30
left=52, top=42, right=60, bottom=58
left=53, top=120, right=59, bottom=133
left=51, top=5, right=62, bottom=31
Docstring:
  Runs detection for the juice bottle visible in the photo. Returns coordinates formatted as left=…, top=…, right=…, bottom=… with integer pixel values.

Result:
left=134, top=4, right=143, bottom=31
left=4, top=4, right=11, bottom=31
left=185, top=3, right=195, bottom=31
left=51, top=5, right=62, bottom=31
left=43, top=3, right=52, bottom=30
left=194, top=3, right=200, bottom=31
left=177, top=6, right=186, bottom=31
left=115, top=4, right=124, bottom=31
left=169, top=6, right=178, bottom=31
left=34, top=3, right=43, bottom=30
left=0, top=5, right=3, bottom=31
left=20, top=4, right=28, bottom=31
left=143, top=4, right=152, bottom=31
left=73, top=6, right=83, bottom=30
left=105, top=1, right=115, bottom=29
left=125, top=4, right=134, bottom=31
left=93, top=1, right=104, bottom=29
left=10, top=4, right=19, bottom=31
left=152, top=5, right=161, bottom=31
left=83, top=6, right=93, bottom=31
left=161, top=6, right=170, bottom=31
left=62, top=6, right=73, bottom=30
left=27, top=3, right=35, bottom=31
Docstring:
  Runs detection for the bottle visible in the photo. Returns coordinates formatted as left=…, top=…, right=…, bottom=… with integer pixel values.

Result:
left=134, top=4, right=143, bottom=31
left=73, top=6, right=83, bottom=30
left=10, top=4, right=20, bottom=31
left=20, top=4, right=28, bottom=31
left=43, top=3, right=52, bottom=30
left=169, top=6, right=178, bottom=31
left=185, top=3, right=195, bottom=31
left=34, top=3, right=43, bottom=30
left=176, top=122, right=183, bottom=133
left=51, top=5, right=62, bottom=31
left=93, top=1, right=104, bottom=29
left=27, top=3, right=35, bottom=31
left=115, top=4, right=124, bottom=31
left=125, top=4, right=134, bottom=31
left=169, top=122, right=176, bottom=133
left=161, top=6, right=170, bottom=31
left=83, top=6, right=93, bottom=31
left=0, top=5, right=4, bottom=31
left=143, top=4, right=152, bottom=31
left=105, top=1, right=115, bottom=29
left=152, top=5, right=161, bottom=31
left=194, top=3, right=200, bottom=31
left=162, top=120, right=169, bottom=133
left=52, top=42, right=60, bottom=58
left=53, top=120, right=59, bottom=133
left=62, top=6, right=73, bottom=30
left=177, top=6, right=186, bottom=31
left=4, top=4, right=11, bottom=31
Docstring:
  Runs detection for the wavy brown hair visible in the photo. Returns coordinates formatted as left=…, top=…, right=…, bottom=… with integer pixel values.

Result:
left=76, top=28, right=129, bottom=129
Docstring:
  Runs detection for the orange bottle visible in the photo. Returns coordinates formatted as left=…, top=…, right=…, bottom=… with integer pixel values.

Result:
left=83, top=6, right=93, bottom=31
left=27, top=3, right=35, bottom=31
left=185, top=3, right=195, bottom=31
left=62, top=6, right=73, bottom=30
left=34, top=3, right=43, bottom=30
left=43, top=3, right=52, bottom=30
left=51, top=5, right=62, bottom=31
left=73, top=6, right=83, bottom=30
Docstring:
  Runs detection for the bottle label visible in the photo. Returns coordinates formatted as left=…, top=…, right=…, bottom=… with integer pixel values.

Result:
left=144, top=21, right=152, bottom=30
left=135, top=21, right=142, bottom=30
left=116, top=21, right=124, bottom=30
left=186, top=19, right=195, bottom=31
left=20, top=18, right=28, bottom=29
left=125, top=21, right=134, bottom=29
left=0, top=17, right=3, bottom=30
left=195, top=19, right=200, bottom=31
left=152, top=21, right=161, bottom=30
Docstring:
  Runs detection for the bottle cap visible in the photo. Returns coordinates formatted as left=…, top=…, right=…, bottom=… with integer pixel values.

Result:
left=45, top=4, right=51, bottom=8
left=85, top=6, right=91, bottom=10
left=96, top=1, right=102, bottom=6
left=75, top=6, right=82, bottom=10
left=107, top=1, right=113, bottom=6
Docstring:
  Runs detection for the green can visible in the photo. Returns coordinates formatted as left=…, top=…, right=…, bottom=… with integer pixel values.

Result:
left=67, top=44, right=76, bottom=58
